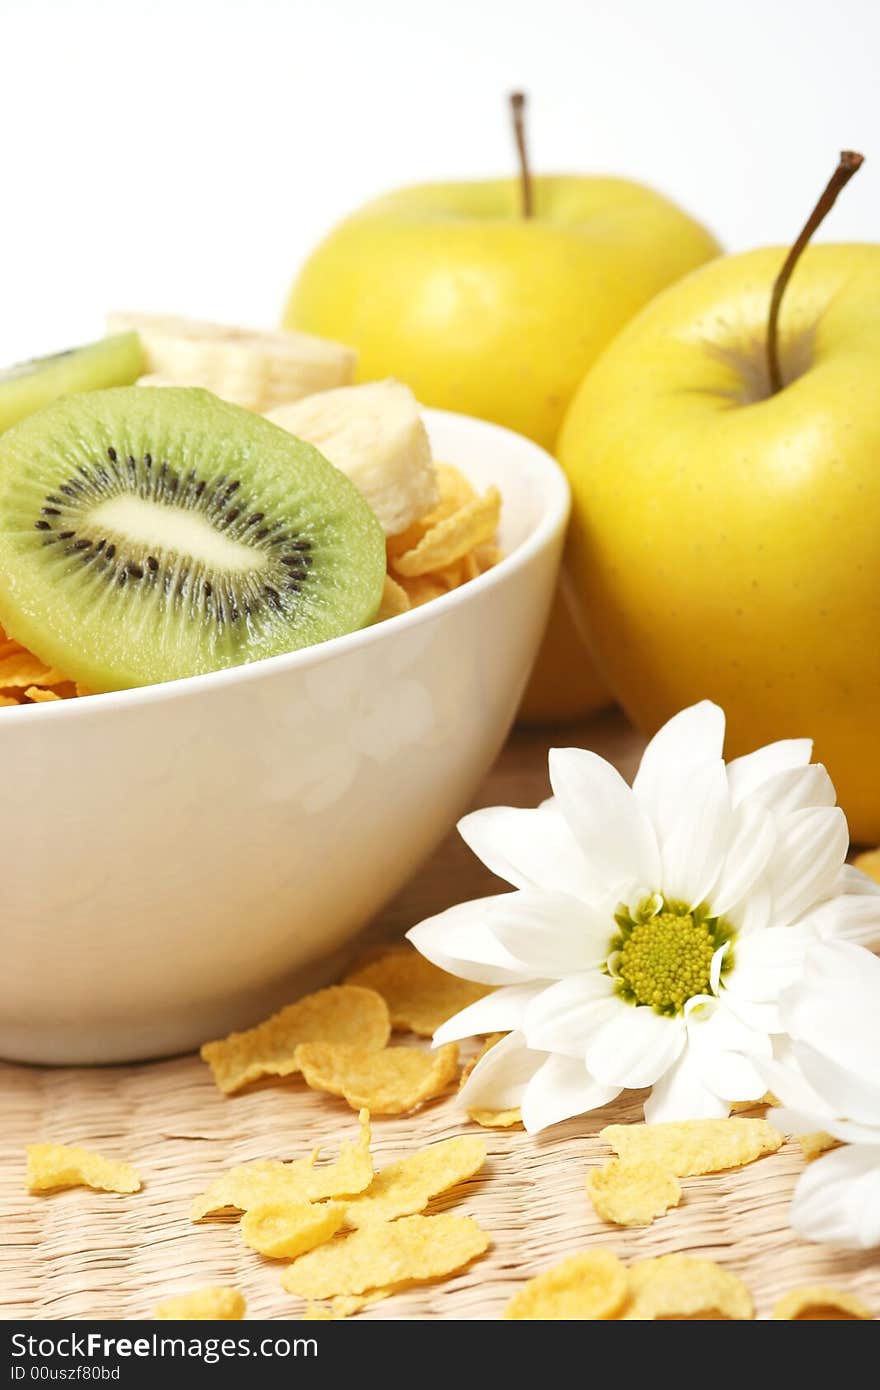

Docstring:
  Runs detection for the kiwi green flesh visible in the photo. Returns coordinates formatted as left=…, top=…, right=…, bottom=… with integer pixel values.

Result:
left=0, top=333, right=144, bottom=434
left=0, top=386, right=386, bottom=691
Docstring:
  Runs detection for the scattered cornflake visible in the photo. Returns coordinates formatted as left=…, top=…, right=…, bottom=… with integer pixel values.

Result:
left=853, top=847, right=880, bottom=885
left=303, top=1304, right=336, bottom=1321
left=772, top=1285, right=873, bottom=1320
left=26, top=1143, right=141, bottom=1196
left=0, top=694, right=18, bottom=707
left=600, top=1117, right=783, bottom=1177
left=303, top=1304, right=336, bottom=1320
left=191, top=1109, right=372, bottom=1220
left=241, top=1200, right=345, bottom=1259
left=586, top=1159, right=681, bottom=1228
left=200, top=986, right=390, bottom=1095
left=345, top=947, right=492, bottom=1037
left=295, top=1040, right=459, bottom=1115
left=393, top=488, right=502, bottom=578
left=375, top=574, right=411, bottom=621
left=798, top=1131, right=840, bottom=1162
left=343, top=1135, right=486, bottom=1227
left=505, top=1250, right=628, bottom=1321
left=623, top=1254, right=753, bottom=1320
left=730, top=1092, right=776, bottom=1111
left=468, top=1107, right=523, bottom=1129
left=155, top=1287, right=245, bottom=1321
left=281, top=1213, right=489, bottom=1300
left=332, top=1289, right=393, bottom=1316
left=23, top=686, right=61, bottom=702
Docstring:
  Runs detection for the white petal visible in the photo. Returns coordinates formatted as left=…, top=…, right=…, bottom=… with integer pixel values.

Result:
left=549, top=747, right=661, bottom=901
left=728, top=881, right=772, bottom=936
left=759, top=1055, right=833, bottom=1119
left=685, top=1002, right=771, bottom=1102
left=722, top=993, right=782, bottom=1033
left=433, top=981, right=547, bottom=1046
left=632, top=701, right=725, bottom=839
left=457, top=1030, right=546, bottom=1111
left=772, top=1106, right=880, bottom=1148
left=789, top=1143, right=880, bottom=1249
left=766, top=806, right=849, bottom=925
left=521, top=1054, right=620, bottom=1133
left=457, top=801, right=596, bottom=898
left=782, top=942, right=880, bottom=1087
left=489, top=891, right=612, bottom=977
left=583, top=1001, right=686, bottom=1089
left=800, top=891, right=880, bottom=949
left=659, top=760, right=731, bottom=907
left=727, top=739, right=813, bottom=805
left=837, top=863, right=880, bottom=898
left=407, top=896, right=534, bottom=985
left=739, top=763, right=836, bottom=817
left=710, top=803, right=776, bottom=917
left=795, top=1040, right=880, bottom=1127
left=709, top=942, right=728, bottom=995
left=522, top=974, right=618, bottom=1058
left=724, top=922, right=817, bottom=1005
left=643, top=1047, right=730, bottom=1122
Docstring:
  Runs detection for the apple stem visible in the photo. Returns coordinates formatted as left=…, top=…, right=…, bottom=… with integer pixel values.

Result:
left=766, top=150, right=864, bottom=394
left=509, top=91, right=534, bottom=218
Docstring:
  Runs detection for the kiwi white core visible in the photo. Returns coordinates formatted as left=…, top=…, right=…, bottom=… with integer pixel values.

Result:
left=87, top=495, right=269, bottom=574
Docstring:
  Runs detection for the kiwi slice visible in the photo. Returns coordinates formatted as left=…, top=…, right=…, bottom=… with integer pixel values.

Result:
left=0, top=333, right=143, bottom=433
left=0, top=386, right=386, bottom=691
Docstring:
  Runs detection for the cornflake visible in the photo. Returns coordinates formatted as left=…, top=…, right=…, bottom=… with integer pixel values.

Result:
left=600, top=1118, right=783, bottom=1177
left=393, top=489, right=501, bottom=578
left=772, top=1286, right=873, bottom=1320
left=200, top=986, right=390, bottom=1094
left=623, top=1254, right=753, bottom=1320
left=191, top=1109, right=372, bottom=1220
left=343, top=1135, right=486, bottom=1227
left=26, top=1143, right=141, bottom=1196
left=505, top=1251, right=628, bottom=1321
left=295, top=1040, right=458, bottom=1114
left=281, top=1213, right=489, bottom=1300
left=345, top=948, right=491, bottom=1037
left=587, top=1159, right=681, bottom=1227
left=241, top=1200, right=345, bottom=1259
left=797, top=1131, right=840, bottom=1162
left=155, top=1287, right=245, bottom=1320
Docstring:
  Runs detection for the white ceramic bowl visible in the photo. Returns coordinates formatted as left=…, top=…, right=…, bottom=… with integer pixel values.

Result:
left=0, top=409, right=569, bottom=1065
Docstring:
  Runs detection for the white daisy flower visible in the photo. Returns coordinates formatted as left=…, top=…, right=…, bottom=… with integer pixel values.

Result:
left=759, top=940, right=880, bottom=1250
left=407, top=701, right=880, bottom=1132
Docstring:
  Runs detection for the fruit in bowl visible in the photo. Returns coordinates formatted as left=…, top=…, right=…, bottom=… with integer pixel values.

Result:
left=284, top=94, right=721, bottom=721
left=0, top=318, right=568, bottom=1064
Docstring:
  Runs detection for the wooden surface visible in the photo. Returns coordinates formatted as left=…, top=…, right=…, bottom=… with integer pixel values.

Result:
left=2, top=709, right=878, bottom=1321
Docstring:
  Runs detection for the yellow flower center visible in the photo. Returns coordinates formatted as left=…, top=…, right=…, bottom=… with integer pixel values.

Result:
left=610, top=897, right=735, bottom=1016
left=616, top=912, right=715, bottom=1012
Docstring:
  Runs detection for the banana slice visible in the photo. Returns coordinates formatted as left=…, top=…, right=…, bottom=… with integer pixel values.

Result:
left=266, top=381, right=438, bottom=536
left=107, top=312, right=356, bottom=412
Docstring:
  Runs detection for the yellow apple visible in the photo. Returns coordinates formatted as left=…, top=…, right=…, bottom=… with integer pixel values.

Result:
left=559, top=240, right=880, bottom=841
left=284, top=174, right=720, bottom=721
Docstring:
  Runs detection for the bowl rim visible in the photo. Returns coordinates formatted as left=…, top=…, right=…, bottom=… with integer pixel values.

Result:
left=0, top=407, right=570, bottom=722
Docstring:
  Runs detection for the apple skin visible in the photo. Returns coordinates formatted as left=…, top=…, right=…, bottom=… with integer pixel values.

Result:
left=285, top=177, right=720, bottom=722
left=558, top=243, right=880, bottom=842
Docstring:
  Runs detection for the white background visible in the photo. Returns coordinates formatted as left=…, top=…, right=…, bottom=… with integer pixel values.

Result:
left=1, top=0, right=877, bottom=363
